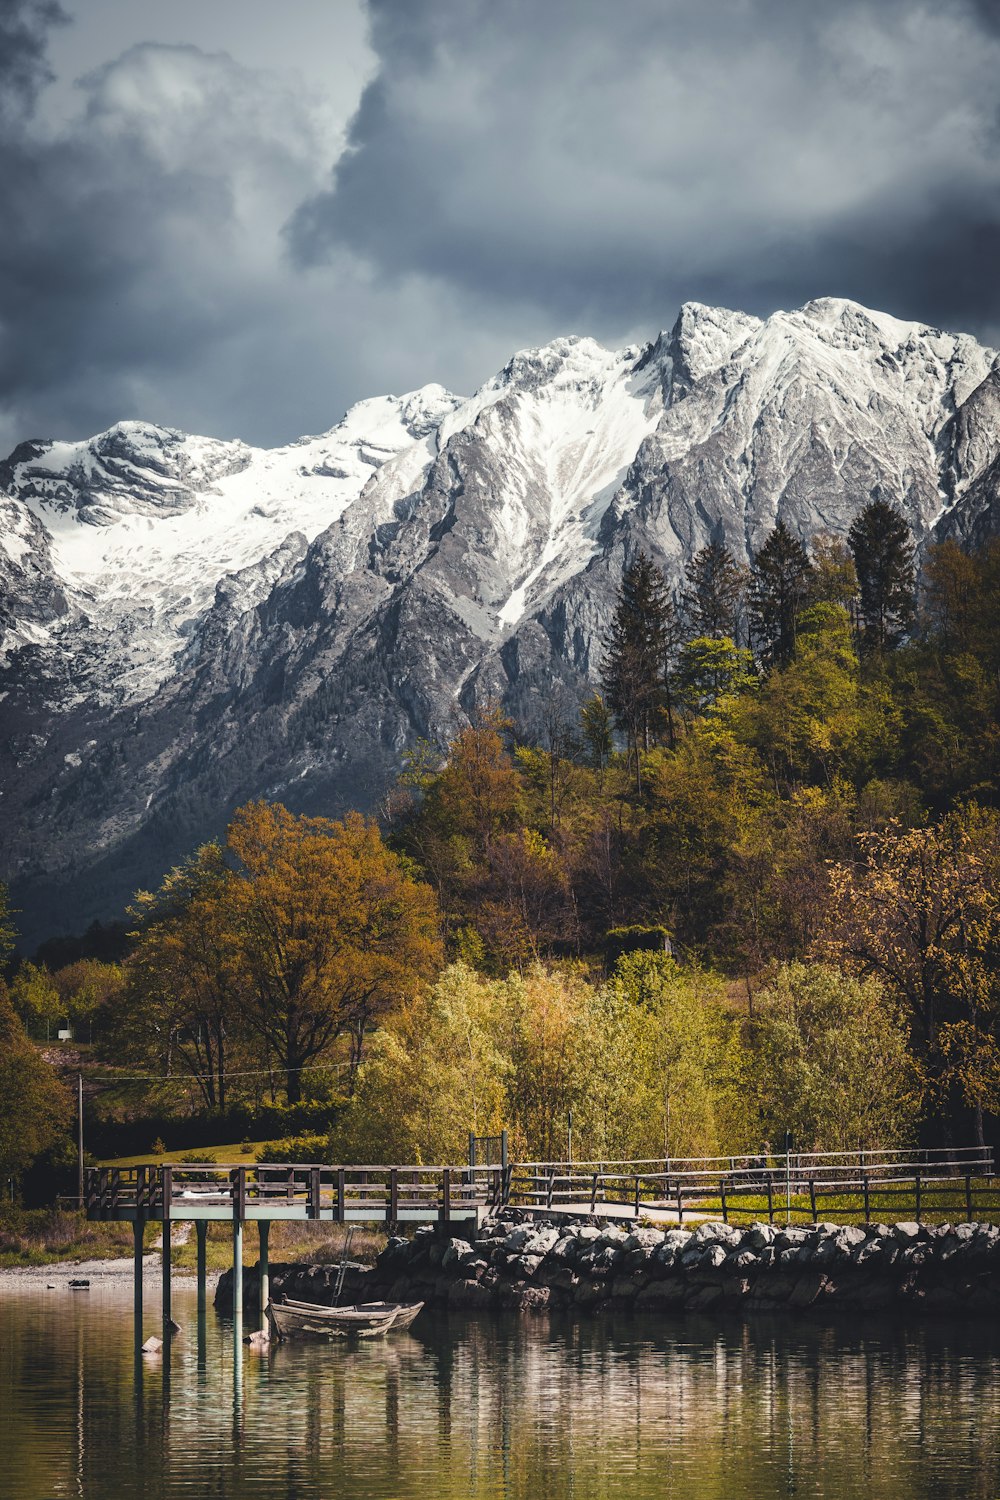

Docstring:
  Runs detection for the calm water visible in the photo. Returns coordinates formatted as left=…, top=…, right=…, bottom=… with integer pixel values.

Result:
left=1, top=1279, right=999, bottom=1499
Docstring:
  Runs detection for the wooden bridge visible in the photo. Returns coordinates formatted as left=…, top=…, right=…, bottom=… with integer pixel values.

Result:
left=84, top=1143, right=994, bottom=1355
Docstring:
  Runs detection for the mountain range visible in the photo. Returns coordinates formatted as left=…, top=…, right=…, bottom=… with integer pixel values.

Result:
left=3, top=296, right=1000, bottom=949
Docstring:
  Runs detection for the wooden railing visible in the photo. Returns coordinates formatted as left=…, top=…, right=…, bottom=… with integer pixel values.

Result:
left=507, top=1146, right=996, bottom=1225
left=85, top=1162, right=505, bottom=1222
left=85, top=1146, right=997, bottom=1226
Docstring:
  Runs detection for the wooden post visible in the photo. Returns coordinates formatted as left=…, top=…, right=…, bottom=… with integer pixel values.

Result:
left=809, top=1179, right=817, bottom=1224
left=546, top=1167, right=555, bottom=1210
left=766, top=1176, right=774, bottom=1225
left=634, top=1175, right=641, bottom=1217
left=196, top=1220, right=208, bottom=1317
left=442, top=1167, right=452, bottom=1222
left=468, top=1132, right=477, bottom=1170
left=309, top=1167, right=321, bottom=1220
left=161, top=1217, right=172, bottom=1332
left=720, top=1179, right=728, bottom=1224
left=676, top=1181, right=684, bottom=1226
left=965, top=1173, right=973, bottom=1222
left=389, top=1168, right=399, bottom=1222
left=233, top=1166, right=246, bottom=1222
left=232, top=1215, right=243, bottom=1321
left=133, top=1214, right=145, bottom=1353
left=258, top=1220, right=270, bottom=1330
left=915, top=1170, right=921, bottom=1224
left=590, top=1172, right=599, bottom=1213
left=862, top=1171, right=870, bottom=1225
left=337, top=1168, right=346, bottom=1223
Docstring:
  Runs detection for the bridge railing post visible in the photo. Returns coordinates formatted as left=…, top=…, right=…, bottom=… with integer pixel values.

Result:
left=441, top=1167, right=451, bottom=1222
left=389, top=1168, right=399, bottom=1222
left=309, top=1166, right=321, bottom=1220
left=337, top=1168, right=346, bottom=1223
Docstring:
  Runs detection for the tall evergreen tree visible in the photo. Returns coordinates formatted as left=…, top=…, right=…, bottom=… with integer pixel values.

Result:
left=847, top=498, right=915, bottom=653
left=748, top=520, right=813, bottom=668
left=602, top=552, right=677, bottom=786
left=681, top=540, right=749, bottom=642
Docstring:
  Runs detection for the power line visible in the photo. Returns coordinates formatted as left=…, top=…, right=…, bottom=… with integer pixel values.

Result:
left=84, top=1058, right=350, bottom=1085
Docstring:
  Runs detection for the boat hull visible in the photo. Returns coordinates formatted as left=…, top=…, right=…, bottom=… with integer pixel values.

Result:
left=267, top=1298, right=424, bottom=1340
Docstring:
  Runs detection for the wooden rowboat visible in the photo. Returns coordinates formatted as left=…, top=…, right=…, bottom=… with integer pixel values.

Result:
left=267, top=1296, right=424, bottom=1340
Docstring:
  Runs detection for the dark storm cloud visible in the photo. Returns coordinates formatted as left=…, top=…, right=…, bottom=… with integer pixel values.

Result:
left=0, top=0, right=65, bottom=118
left=3, top=0, right=1000, bottom=452
left=289, top=0, right=1000, bottom=340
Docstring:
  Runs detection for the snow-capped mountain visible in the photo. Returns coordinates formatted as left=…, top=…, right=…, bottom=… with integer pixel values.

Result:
left=2, top=297, right=999, bottom=947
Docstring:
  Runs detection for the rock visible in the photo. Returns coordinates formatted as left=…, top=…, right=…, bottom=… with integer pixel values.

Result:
left=892, top=1221, right=922, bottom=1241
left=748, top=1224, right=776, bottom=1250
left=624, top=1227, right=665, bottom=1253
left=441, top=1238, right=473, bottom=1269
left=523, top=1226, right=561, bottom=1256
left=512, top=1254, right=545, bottom=1280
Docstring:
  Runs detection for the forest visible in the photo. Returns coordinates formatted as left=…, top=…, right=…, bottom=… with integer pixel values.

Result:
left=3, top=500, right=1000, bottom=1192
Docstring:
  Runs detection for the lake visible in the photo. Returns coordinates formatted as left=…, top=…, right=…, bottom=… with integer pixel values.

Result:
left=1, top=1279, right=998, bottom=1498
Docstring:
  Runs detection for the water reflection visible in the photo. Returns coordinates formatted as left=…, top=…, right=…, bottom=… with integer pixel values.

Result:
left=0, top=1282, right=998, bottom=1499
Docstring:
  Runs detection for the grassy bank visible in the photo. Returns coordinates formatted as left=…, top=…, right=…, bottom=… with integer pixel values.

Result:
left=0, top=1209, right=157, bottom=1267
left=168, top=1220, right=387, bottom=1273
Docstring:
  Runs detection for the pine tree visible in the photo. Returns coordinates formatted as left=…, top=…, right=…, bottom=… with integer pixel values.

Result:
left=601, top=552, right=677, bottom=787
left=847, top=498, right=915, bottom=653
left=748, top=521, right=813, bottom=668
left=681, top=540, right=749, bottom=642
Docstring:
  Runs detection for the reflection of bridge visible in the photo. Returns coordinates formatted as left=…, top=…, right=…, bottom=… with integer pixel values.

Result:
left=84, top=1143, right=995, bottom=1357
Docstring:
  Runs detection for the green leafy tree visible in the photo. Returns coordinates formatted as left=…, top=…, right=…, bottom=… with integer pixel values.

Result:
left=676, top=636, right=756, bottom=715
left=847, top=498, right=915, bottom=654
left=748, top=520, right=813, bottom=668
left=579, top=693, right=613, bottom=775
left=732, top=962, right=919, bottom=1152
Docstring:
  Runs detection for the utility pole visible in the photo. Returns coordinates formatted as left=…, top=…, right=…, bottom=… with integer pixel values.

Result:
left=77, top=1073, right=85, bottom=1209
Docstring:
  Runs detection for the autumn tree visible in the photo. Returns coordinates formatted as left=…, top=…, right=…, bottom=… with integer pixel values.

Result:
left=848, top=498, right=915, bottom=654
left=433, top=707, right=522, bottom=854
left=0, top=988, right=70, bottom=1187
left=227, top=802, right=442, bottom=1101
left=123, top=844, right=245, bottom=1110
left=819, top=806, right=1000, bottom=1142
left=748, top=520, right=813, bottom=668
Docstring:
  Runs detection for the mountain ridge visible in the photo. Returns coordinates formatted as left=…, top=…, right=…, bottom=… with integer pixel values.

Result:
left=3, top=296, right=1000, bottom=948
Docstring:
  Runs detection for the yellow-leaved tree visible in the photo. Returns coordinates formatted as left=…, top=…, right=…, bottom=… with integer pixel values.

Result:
left=226, top=803, right=443, bottom=1101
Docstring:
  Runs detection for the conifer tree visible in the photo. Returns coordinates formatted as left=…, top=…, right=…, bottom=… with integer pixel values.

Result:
left=601, top=552, right=677, bottom=786
left=847, top=498, right=915, bottom=653
left=748, top=520, right=813, bottom=668
left=681, top=540, right=748, bottom=642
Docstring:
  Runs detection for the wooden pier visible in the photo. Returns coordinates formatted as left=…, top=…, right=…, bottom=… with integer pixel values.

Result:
left=83, top=1143, right=995, bottom=1359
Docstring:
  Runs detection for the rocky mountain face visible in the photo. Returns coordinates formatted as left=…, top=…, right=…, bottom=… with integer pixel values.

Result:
left=2, top=297, right=1000, bottom=948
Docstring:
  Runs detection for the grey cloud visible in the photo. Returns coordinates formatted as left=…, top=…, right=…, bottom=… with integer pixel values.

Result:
left=0, top=0, right=65, bottom=120
left=288, top=0, right=1000, bottom=340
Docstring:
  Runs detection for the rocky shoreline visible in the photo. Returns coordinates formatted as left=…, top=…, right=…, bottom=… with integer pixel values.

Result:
left=217, top=1214, right=1000, bottom=1319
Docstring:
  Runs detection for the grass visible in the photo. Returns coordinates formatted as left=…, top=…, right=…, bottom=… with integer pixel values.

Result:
left=101, top=1140, right=275, bottom=1168
left=682, top=1177, right=1000, bottom=1227
left=0, top=1208, right=158, bottom=1267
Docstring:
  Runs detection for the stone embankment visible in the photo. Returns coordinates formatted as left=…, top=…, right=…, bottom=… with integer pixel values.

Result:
left=217, top=1216, right=1000, bottom=1319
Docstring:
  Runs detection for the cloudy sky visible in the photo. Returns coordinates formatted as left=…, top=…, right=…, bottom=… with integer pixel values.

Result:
left=2, top=0, right=1000, bottom=452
